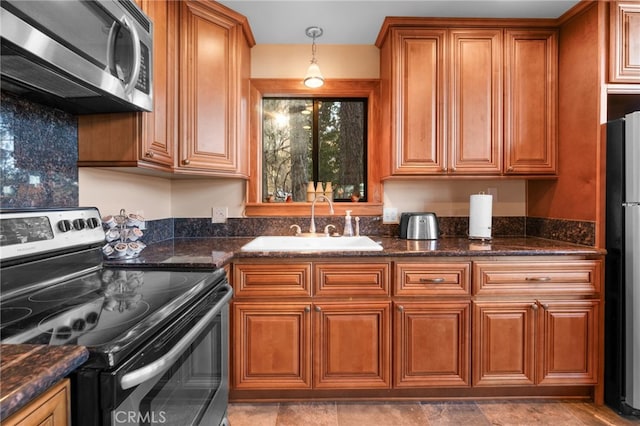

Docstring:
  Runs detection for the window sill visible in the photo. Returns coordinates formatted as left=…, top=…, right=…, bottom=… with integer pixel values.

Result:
left=244, top=202, right=383, bottom=217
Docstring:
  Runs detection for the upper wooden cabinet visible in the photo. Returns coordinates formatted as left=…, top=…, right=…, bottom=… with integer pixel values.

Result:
left=610, top=1, right=640, bottom=83
left=504, top=29, right=558, bottom=174
left=176, top=0, right=252, bottom=176
left=78, top=0, right=254, bottom=177
left=377, top=20, right=558, bottom=177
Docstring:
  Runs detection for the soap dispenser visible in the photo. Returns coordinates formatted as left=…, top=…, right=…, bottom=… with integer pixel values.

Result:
left=343, top=210, right=354, bottom=237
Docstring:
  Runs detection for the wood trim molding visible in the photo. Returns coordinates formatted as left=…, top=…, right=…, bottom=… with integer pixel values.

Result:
left=245, top=79, right=384, bottom=217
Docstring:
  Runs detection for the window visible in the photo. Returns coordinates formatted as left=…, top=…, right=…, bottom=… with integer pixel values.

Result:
left=262, top=98, right=367, bottom=202
left=245, top=79, right=382, bottom=217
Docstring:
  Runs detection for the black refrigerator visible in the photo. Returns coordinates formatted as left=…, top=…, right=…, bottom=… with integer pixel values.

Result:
left=605, top=110, right=640, bottom=416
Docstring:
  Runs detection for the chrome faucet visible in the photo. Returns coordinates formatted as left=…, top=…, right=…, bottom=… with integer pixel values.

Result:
left=309, top=195, right=334, bottom=234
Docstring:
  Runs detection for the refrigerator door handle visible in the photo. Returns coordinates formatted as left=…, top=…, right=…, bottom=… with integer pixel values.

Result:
left=623, top=202, right=640, bottom=207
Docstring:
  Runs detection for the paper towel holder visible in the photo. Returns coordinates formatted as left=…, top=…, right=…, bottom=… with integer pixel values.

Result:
left=468, top=192, right=493, bottom=241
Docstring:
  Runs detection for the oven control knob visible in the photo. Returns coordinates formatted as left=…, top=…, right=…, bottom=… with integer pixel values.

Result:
left=56, top=326, right=72, bottom=340
left=86, top=217, right=100, bottom=229
left=58, top=220, right=73, bottom=232
left=72, top=318, right=86, bottom=331
left=73, top=218, right=86, bottom=230
left=85, top=312, right=99, bottom=325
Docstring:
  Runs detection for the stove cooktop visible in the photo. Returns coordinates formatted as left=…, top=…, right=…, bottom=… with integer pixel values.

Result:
left=0, top=267, right=226, bottom=367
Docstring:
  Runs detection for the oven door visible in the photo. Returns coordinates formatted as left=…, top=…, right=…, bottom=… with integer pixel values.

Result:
left=103, top=283, right=232, bottom=426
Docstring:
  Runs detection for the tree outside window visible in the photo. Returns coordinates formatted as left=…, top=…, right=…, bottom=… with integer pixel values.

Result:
left=262, top=98, right=367, bottom=203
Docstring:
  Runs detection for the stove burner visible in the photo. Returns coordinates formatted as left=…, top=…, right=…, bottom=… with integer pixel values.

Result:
left=0, top=307, right=32, bottom=325
left=28, top=277, right=101, bottom=303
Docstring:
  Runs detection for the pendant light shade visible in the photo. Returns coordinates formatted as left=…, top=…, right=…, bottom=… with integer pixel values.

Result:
left=304, top=26, right=324, bottom=88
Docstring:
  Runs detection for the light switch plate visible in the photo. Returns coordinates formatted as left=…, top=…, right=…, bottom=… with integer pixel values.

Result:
left=382, top=207, right=399, bottom=224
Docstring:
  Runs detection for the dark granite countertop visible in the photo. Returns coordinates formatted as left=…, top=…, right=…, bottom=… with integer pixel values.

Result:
left=105, top=236, right=605, bottom=269
left=0, top=344, right=89, bottom=421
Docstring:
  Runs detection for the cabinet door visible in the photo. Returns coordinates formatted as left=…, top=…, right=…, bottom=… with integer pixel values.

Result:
left=394, top=301, right=470, bottom=387
left=392, top=29, right=447, bottom=174
left=232, top=302, right=312, bottom=389
left=537, top=300, right=599, bottom=385
left=313, top=301, right=391, bottom=389
left=3, top=379, right=70, bottom=426
left=139, top=0, right=178, bottom=168
left=504, top=29, right=557, bottom=175
left=610, top=1, right=640, bottom=82
left=178, top=1, right=241, bottom=174
left=473, top=301, right=536, bottom=386
left=449, top=29, right=502, bottom=174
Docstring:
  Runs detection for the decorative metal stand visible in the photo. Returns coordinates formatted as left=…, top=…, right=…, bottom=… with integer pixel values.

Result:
left=101, top=208, right=146, bottom=259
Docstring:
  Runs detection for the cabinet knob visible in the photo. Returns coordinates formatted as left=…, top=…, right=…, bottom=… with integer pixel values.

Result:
left=541, top=303, right=549, bottom=310
left=314, top=306, right=321, bottom=312
left=507, top=166, right=514, bottom=172
left=531, top=303, right=539, bottom=311
left=304, top=306, right=310, bottom=313
left=145, top=151, right=154, bottom=158
left=182, top=159, right=191, bottom=165
left=397, top=305, right=404, bottom=312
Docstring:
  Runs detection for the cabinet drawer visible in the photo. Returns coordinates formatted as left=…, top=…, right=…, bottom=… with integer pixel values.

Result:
left=473, top=260, right=601, bottom=295
left=395, top=262, right=471, bottom=296
left=314, top=262, right=390, bottom=296
left=233, top=263, right=312, bottom=297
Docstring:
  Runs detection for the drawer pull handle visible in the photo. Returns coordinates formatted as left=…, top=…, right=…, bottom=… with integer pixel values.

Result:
left=419, top=278, right=445, bottom=283
left=525, top=277, right=551, bottom=282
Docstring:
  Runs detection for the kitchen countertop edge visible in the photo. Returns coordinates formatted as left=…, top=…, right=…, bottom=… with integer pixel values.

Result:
left=0, top=344, right=89, bottom=421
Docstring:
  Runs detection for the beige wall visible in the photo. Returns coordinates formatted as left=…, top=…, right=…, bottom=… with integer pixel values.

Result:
left=79, top=44, right=526, bottom=220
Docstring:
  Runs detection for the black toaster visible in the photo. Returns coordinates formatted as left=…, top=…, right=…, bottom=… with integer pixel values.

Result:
left=399, top=212, right=440, bottom=240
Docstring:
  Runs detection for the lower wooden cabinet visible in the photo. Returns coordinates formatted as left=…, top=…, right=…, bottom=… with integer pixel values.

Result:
left=233, top=302, right=312, bottom=389
left=473, top=299, right=599, bottom=387
left=231, top=256, right=603, bottom=400
left=313, top=301, right=391, bottom=389
left=394, top=301, right=470, bottom=387
left=3, top=379, right=70, bottom=426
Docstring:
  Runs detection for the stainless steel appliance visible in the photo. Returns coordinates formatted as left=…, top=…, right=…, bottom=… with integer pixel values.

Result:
left=399, top=212, right=439, bottom=240
left=0, top=0, right=153, bottom=114
left=0, top=208, right=231, bottom=426
left=605, top=111, right=640, bottom=416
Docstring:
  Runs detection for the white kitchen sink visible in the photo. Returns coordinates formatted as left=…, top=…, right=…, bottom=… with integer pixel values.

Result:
left=240, top=235, right=383, bottom=252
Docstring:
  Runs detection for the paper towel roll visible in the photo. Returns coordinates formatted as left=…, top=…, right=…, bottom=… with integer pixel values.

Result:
left=469, top=194, right=493, bottom=240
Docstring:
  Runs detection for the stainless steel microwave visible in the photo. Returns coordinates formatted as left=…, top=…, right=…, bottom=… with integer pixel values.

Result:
left=0, top=0, right=153, bottom=114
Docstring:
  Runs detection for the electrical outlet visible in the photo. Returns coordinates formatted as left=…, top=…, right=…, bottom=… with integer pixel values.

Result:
left=382, top=207, right=399, bottom=224
left=487, top=187, right=498, bottom=201
left=211, top=207, right=228, bottom=224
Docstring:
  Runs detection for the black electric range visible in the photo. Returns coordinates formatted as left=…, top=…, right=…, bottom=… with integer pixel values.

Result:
left=0, top=207, right=232, bottom=426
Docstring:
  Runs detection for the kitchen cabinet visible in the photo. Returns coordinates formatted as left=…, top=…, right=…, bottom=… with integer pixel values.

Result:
left=78, top=0, right=253, bottom=177
left=231, top=261, right=391, bottom=391
left=176, top=0, right=251, bottom=176
left=472, top=260, right=601, bottom=387
left=609, top=1, right=640, bottom=83
left=394, top=261, right=471, bottom=387
left=504, top=29, right=558, bottom=174
left=377, top=20, right=557, bottom=177
left=3, top=379, right=70, bottom=426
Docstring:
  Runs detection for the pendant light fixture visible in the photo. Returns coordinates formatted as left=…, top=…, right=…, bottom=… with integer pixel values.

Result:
left=303, top=26, right=324, bottom=88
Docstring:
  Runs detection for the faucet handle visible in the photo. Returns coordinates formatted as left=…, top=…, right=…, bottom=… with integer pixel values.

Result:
left=290, top=224, right=302, bottom=236
left=324, top=224, right=336, bottom=237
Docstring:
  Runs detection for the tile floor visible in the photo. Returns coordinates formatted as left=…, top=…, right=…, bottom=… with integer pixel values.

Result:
left=228, top=400, right=640, bottom=426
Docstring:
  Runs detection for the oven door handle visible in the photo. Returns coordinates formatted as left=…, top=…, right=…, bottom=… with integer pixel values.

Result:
left=120, top=283, right=233, bottom=390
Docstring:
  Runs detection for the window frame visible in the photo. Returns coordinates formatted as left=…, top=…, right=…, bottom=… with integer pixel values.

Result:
left=245, top=79, right=383, bottom=217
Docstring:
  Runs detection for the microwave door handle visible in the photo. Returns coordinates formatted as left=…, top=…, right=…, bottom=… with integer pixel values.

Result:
left=120, top=15, right=141, bottom=98
left=105, top=22, right=119, bottom=76
left=119, top=284, right=233, bottom=390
